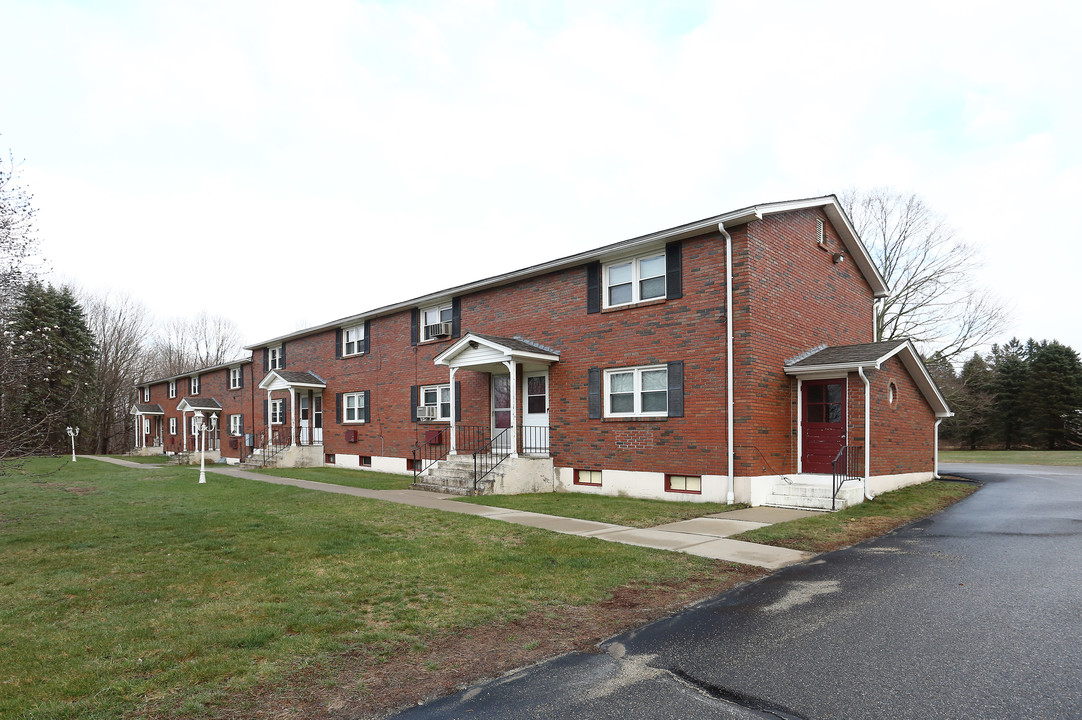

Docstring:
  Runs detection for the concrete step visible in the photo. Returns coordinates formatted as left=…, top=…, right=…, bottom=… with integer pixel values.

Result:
left=764, top=481, right=864, bottom=511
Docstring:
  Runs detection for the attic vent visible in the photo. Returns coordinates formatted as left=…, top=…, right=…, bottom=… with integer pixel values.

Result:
left=816, top=218, right=825, bottom=246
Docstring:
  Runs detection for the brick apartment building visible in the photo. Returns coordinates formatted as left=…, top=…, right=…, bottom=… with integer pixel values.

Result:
left=132, top=196, right=951, bottom=509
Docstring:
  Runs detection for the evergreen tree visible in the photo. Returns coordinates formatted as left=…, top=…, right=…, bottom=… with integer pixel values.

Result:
left=1024, top=340, right=1082, bottom=449
left=989, top=339, right=1030, bottom=449
left=950, top=353, right=995, bottom=449
left=5, top=281, right=96, bottom=454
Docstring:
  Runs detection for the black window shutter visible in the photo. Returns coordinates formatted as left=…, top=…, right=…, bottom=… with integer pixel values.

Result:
left=262, top=348, right=268, bottom=373
left=586, top=262, right=601, bottom=314
left=279, top=343, right=286, bottom=369
left=455, top=381, right=462, bottom=422
left=667, top=360, right=684, bottom=418
left=666, top=240, right=683, bottom=300
left=410, top=309, right=419, bottom=346
left=451, top=297, right=461, bottom=338
left=336, top=392, right=342, bottom=424
left=335, top=329, right=342, bottom=359
left=239, top=415, right=244, bottom=435
left=224, top=368, right=230, bottom=388
left=263, top=397, right=267, bottom=423
left=239, top=367, right=244, bottom=389
left=410, top=385, right=419, bottom=423
left=363, top=390, right=370, bottom=423
left=363, top=319, right=371, bottom=354
left=588, top=368, right=602, bottom=419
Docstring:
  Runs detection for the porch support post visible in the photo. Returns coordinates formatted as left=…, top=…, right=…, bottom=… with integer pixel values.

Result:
left=266, top=390, right=273, bottom=450
left=448, top=366, right=458, bottom=455
left=182, top=411, right=188, bottom=452
left=135, top=414, right=142, bottom=449
left=504, top=359, right=518, bottom=457
left=289, top=387, right=297, bottom=446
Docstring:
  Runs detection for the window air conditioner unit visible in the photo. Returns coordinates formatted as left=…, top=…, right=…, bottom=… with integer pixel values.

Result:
left=425, top=321, right=452, bottom=338
left=416, top=405, right=438, bottom=420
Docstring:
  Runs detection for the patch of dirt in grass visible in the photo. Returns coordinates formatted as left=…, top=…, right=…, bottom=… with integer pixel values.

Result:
left=215, top=565, right=766, bottom=720
left=31, top=481, right=98, bottom=496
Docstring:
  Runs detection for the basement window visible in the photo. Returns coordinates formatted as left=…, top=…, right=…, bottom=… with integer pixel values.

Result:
left=666, top=474, right=702, bottom=494
left=574, top=469, right=602, bottom=486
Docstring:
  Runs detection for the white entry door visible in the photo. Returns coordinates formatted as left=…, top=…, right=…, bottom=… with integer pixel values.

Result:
left=522, top=371, right=549, bottom=454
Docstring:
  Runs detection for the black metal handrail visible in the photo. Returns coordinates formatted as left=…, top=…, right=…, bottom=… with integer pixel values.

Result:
left=412, top=434, right=449, bottom=481
left=519, top=425, right=550, bottom=455
left=473, top=428, right=513, bottom=491
left=831, top=445, right=863, bottom=510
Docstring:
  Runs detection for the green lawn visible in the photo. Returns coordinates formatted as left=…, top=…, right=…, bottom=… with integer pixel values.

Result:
left=251, top=466, right=414, bottom=490
left=457, top=492, right=745, bottom=528
left=732, top=480, right=978, bottom=553
left=940, top=450, right=1082, bottom=466
left=0, top=458, right=731, bottom=719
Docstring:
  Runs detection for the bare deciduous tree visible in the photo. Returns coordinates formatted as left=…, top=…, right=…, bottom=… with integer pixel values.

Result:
left=150, top=311, right=243, bottom=377
left=80, top=289, right=155, bottom=453
left=841, top=187, right=1010, bottom=364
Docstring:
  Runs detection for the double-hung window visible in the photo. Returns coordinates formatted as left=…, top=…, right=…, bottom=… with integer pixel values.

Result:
left=269, top=346, right=283, bottom=370
left=229, top=414, right=242, bottom=436
left=229, top=367, right=242, bottom=389
left=169, top=417, right=177, bottom=435
left=270, top=399, right=284, bottom=424
left=421, top=304, right=453, bottom=341
left=142, top=387, right=150, bottom=402
left=605, top=365, right=668, bottom=417
left=168, top=380, right=177, bottom=399
left=343, top=325, right=365, bottom=356
left=343, top=392, right=365, bottom=423
left=190, top=375, right=200, bottom=395
left=420, top=384, right=452, bottom=421
left=604, top=252, right=665, bottom=307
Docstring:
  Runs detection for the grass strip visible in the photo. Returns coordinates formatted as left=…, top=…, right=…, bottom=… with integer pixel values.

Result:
left=940, top=450, right=1082, bottom=466
left=732, top=480, right=977, bottom=553
left=457, top=492, right=746, bottom=528
left=251, top=466, right=414, bottom=490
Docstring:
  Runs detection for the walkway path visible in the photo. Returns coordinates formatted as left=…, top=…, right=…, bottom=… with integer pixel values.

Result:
left=85, top=457, right=815, bottom=569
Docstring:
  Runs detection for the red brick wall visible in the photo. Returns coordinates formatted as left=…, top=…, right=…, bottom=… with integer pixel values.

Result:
left=733, top=209, right=875, bottom=475
left=869, top=356, right=935, bottom=474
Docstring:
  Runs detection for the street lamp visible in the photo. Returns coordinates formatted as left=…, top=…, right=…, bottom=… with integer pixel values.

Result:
left=194, top=411, right=207, bottom=484
left=66, top=426, right=79, bottom=462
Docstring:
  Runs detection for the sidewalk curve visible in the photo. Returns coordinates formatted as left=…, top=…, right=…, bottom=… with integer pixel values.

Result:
left=84, top=458, right=814, bottom=570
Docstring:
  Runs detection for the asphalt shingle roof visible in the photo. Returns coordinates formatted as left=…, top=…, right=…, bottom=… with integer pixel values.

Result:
left=785, top=340, right=909, bottom=368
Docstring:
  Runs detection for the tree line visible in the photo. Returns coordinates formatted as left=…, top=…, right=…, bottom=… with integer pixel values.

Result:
left=932, top=339, right=1082, bottom=451
left=1, top=147, right=241, bottom=467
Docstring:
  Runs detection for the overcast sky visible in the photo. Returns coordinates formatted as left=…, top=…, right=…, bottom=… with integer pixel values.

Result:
left=2, top=0, right=1079, bottom=356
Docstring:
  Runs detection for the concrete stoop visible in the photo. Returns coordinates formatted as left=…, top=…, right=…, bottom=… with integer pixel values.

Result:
left=763, top=479, right=864, bottom=511
left=410, top=454, right=504, bottom=496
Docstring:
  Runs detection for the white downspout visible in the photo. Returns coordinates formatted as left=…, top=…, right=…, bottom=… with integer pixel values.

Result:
left=857, top=366, right=873, bottom=500
left=934, top=418, right=942, bottom=479
left=720, top=224, right=735, bottom=505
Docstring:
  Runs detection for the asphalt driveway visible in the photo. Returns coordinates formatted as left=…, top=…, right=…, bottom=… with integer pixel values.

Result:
left=389, top=464, right=1082, bottom=719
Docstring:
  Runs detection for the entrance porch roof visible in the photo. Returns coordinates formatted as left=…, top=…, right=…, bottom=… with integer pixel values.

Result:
left=434, top=333, right=560, bottom=373
left=176, top=398, right=223, bottom=413
left=784, top=339, right=951, bottom=418
left=258, top=369, right=327, bottom=392
left=131, top=403, right=164, bottom=415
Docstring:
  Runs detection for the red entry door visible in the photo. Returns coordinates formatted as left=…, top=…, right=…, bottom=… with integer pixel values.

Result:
left=802, top=379, right=846, bottom=473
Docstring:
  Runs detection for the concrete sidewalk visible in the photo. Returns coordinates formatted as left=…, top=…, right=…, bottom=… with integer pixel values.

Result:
left=84, top=457, right=816, bottom=570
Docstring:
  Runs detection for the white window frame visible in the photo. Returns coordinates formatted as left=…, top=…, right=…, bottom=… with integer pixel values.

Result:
left=142, top=418, right=151, bottom=435
left=420, top=384, right=452, bottom=421
left=168, top=380, right=177, bottom=399
left=269, top=346, right=283, bottom=370
left=342, top=325, right=365, bottom=356
left=343, top=392, right=366, bottom=423
left=421, top=303, right=453, bottom=342
left=190, top=375, right=200, bottom=395
left=603, top=251, right=666, bottom=308
left=270, top=399, right=284, bottom=425
left=169, top=417, right=177, bottom=435
left=142, top=387, right=150, bottom=402
left=229, top=414, right=242, bottom=436
left=229, top=367, right=242, bottom=389
left=604, top=365, right=668, bottom=418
